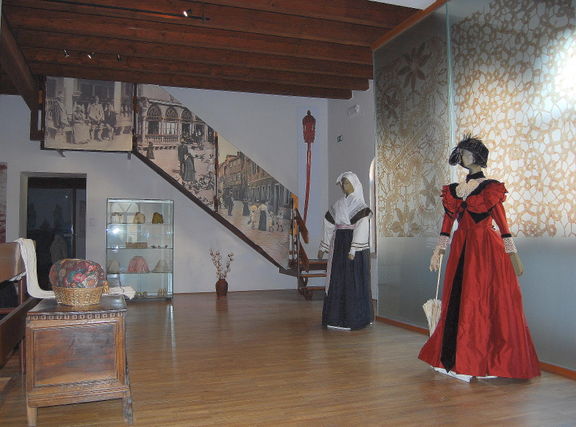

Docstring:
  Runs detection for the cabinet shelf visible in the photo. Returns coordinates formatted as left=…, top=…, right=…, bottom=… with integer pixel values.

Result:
left=106, top=198, right=174, bottom=299
left=106, top=223, right=172, bottom=226
left=107, top=272, right=172, bottom=275
left=107, top=247, right=173, bottom=250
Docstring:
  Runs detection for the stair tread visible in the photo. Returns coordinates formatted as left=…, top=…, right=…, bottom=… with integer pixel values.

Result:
left=279, top=267, right=298, bottom=277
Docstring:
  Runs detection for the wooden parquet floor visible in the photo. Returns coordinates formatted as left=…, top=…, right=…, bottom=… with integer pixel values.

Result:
left=1, top=290, right=575, bottom=426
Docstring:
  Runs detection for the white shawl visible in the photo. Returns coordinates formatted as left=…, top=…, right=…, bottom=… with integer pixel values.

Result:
left=331, top=171, right=368, bottom=224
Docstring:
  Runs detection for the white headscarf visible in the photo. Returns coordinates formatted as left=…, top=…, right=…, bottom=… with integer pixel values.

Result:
left=331, top=171, right=369, bottom=225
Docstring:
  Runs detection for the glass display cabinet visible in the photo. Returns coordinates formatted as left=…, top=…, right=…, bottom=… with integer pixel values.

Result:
left=106, top=198, right=173, bottom=299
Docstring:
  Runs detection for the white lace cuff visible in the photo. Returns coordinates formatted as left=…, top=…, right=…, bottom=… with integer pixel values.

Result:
left=436, top=235, right=450, bottom=251
left=503, top=237, right=517, bottom=253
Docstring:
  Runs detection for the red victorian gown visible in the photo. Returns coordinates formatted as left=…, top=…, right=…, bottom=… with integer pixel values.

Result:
left=418, top=173, right=540, bottom=379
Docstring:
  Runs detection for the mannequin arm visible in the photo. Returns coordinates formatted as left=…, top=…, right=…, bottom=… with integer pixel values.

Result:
left=429, top=248, right=445, bottom=272
left=318, top=216, right=334, bottom=260
left=509, top=252, right=524, bottom=276
left=348, top=216, right=370, bottom=260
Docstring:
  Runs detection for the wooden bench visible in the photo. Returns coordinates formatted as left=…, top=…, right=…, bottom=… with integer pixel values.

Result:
left=0, top=243, right=37, bottom=400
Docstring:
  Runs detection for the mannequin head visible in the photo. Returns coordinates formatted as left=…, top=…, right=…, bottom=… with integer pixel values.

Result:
left=336, top=171, right=365, bottom=203
left=341, top=177, right=354, bottom=196
left=449, top=134, right=489, bottom=170
left=460, top=149, right=475, bottom=168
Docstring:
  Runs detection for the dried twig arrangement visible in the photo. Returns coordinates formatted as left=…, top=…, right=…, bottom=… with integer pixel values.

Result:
left=209, top=249, right=234, bottom=279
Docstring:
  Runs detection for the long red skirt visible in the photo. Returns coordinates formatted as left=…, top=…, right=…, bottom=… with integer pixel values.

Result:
left=418, top=218, right=540, bottom=379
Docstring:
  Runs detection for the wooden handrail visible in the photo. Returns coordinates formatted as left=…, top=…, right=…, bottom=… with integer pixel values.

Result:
left=299, top=246, right=310, bottom=272
left=294, top=209, right=309, bottom=244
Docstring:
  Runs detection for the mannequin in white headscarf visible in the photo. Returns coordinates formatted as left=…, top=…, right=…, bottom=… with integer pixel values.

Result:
left=317, top=171, right=373, bottom=330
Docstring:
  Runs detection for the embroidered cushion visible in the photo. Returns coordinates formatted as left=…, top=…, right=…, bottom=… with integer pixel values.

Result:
left=49, top=259, right=106, bottom=288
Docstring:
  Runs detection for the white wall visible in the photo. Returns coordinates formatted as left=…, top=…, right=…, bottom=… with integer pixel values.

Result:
left=326, top=82, right=378, bottom=296
left=1, top=89, right=328, bottom=294
left=327, top=81, right=376, bottom=206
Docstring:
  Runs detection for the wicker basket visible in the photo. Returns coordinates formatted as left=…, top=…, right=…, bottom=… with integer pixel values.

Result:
left=53, top=283, right=108, bottom=306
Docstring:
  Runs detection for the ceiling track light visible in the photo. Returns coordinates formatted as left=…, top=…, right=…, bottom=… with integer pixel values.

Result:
left=87, top=52, right=95, bottom=60
left=116, top=53, right=122, bottom=62
left=181, top=3, right=210, bottom=21
left=63, top=49, right=70, bottom=58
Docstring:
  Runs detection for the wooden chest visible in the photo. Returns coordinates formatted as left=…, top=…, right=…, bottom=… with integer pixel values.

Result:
left=25, top=295, right=132, bottom=426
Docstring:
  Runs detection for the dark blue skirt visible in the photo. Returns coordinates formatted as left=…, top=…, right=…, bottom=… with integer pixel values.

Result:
left=322, top=229, right=373, bottom=330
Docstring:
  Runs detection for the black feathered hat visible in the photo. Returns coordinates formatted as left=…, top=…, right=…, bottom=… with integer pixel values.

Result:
left=449, top=134, right=489, bottom=168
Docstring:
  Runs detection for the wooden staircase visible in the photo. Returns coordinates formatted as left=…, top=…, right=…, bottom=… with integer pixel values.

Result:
left=283, top=209, right=327, bottom=300
left=134, top=144, right=324, bottom=295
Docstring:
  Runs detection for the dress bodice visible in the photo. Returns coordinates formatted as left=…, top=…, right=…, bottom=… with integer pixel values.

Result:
left=444, top=180, right=505, bottom=213
left=440, top=180, right=509, bottom=233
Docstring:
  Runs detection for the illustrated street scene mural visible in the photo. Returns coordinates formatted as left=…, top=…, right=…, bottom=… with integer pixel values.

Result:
left=135, top=85, right=216, bottom=208
left=44, top=77, right=134, bottom=151
left=217, top=136, right=293, bottom=265
left=134, top=85, right=293, bottom=266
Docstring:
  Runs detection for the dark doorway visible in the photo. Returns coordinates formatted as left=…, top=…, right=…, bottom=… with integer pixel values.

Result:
left=26, top=176, right=86, bottom=290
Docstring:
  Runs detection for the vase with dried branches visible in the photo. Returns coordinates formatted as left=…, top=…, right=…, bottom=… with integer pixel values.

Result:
left=209, top=249, right=234, bottom=297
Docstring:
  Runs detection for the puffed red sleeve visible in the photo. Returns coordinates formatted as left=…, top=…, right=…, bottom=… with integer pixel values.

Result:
left=440, top=185, right=457, bottom=237
left=440, top=211, right=456, bottom=236
left=436, top=185, right=457, bottom=250
left=491, top=202, right=512, bottom=236
left=487, top=183, right=517, bottom=253
left=483, top=181, right=507, bottom=209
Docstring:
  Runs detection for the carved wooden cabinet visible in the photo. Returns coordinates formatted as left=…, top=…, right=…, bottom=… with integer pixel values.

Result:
left=25, top=296, right=132, bottom=426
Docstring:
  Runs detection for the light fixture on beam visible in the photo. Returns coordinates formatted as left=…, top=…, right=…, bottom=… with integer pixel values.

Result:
left=116, top=53, right=122, bottom=62
left=87, top=52, right=95, bottom=60
left=181, top=4, right=210, bottom=21
left=63, top=49, right=70, bottom=58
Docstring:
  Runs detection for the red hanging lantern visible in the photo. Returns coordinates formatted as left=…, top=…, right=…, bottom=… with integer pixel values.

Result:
left=303, top=110, right=316, bottom=144
left=302, top=111, right=316, bottom=223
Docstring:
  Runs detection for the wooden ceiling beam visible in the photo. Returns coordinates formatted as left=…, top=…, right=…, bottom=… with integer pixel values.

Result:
left=23, top=47, right=369, bottom=91
left=32, top=63, right=353, bottom=99
left=171, top=0, right=418, bottom=28
left=5, top=0, right=390, bottom=47
left=0, top=73, right=19, bottom=95
left=0, top=16, right=38, bottom=110
left=5, top=5, right=372, bottom=64
left=16, top=30, right=374, bottom=79
left=371, top=0, right=450, bottom=50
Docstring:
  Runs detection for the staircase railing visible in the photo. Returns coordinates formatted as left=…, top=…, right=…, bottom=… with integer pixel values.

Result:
left=289, top=208, right=327, bottom=300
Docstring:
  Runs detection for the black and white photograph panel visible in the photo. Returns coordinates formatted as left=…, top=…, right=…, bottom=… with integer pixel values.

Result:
left=44, top=77, right=134, bottom=151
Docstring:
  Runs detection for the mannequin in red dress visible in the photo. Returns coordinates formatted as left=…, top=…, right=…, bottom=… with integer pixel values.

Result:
left=419, top=135, right=540, bottom=381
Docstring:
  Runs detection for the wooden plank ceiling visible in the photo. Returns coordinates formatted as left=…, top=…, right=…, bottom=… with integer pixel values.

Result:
left=1, top=0, right=420, bottom=99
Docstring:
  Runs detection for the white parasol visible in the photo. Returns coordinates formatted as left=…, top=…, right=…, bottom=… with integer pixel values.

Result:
left=423, top=254, right=443, bottom=336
